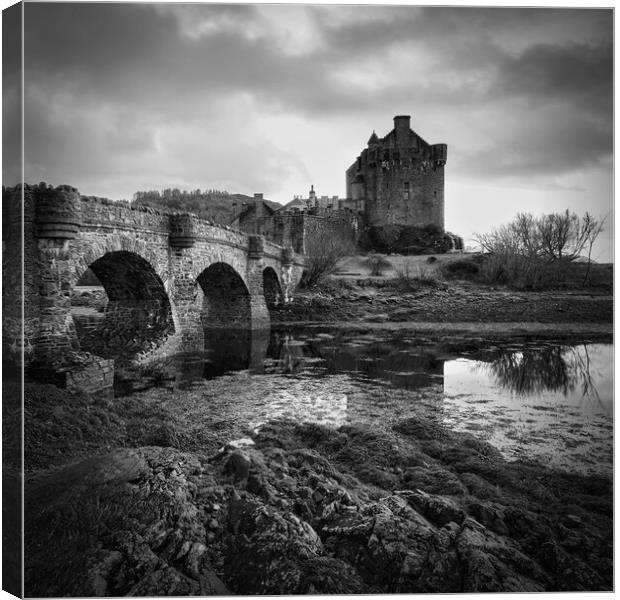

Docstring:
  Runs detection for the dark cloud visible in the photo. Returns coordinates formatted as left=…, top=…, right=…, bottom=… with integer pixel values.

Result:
left=454, top=104, right=611, bottom=181
left=12, top=3, right=613, bottom=198
left=496, top=42, right=613, bottom=113
left=3, top=2, right=22, bottom=184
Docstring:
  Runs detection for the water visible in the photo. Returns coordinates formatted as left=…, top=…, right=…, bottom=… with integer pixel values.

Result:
left=117, top=329, right=613, bottom=478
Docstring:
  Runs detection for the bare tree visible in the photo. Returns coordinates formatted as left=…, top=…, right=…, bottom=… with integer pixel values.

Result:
left=300, top=221, right=356, bottom=288
left=475, top=210, right=606, bottom=288
left=538, top=209, right=592, bottom=262
left=581, top=213, right=606, bottom=285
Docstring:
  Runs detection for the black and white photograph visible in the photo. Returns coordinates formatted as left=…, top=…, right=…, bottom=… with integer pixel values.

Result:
left=2, top=2, right=614, bottom=596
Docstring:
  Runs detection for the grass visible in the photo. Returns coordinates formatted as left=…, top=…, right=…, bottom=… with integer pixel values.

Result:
left=362, top=254, right=392, bottom=277
left=392, top=264, right=445, bottom=291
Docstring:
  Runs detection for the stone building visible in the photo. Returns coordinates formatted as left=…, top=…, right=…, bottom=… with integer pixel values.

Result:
left=232, top=188, right=358, bottom=254
left=282, top=185, right=342, bottom=213
left=230, top=193, right=281, bottom=236
left=345, top=115, right=447, bottom=230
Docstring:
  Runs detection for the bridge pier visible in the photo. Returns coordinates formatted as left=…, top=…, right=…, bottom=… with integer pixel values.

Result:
left=29, top=186, right=83, bottom=362
left=246, top=235, right=270, bottom=330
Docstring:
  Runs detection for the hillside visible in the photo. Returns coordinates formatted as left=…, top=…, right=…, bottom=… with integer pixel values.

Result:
left=132, top=188, right=282, bottom=225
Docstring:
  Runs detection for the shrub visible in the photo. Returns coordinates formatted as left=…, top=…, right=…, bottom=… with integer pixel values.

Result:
left=441, top=258, right=480, bottom=279
left=393, top=264, right=443, bottom=290
left=360, top=225, right=460, bottom=255
left=475, top=211, right=605, bottom=289
left=300, top=223, right=356, bottom=288
left=364, top=254, right=391, bottom=276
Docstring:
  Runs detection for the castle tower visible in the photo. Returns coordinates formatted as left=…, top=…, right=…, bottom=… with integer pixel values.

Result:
left=308, top=184, right=317, bottom=208
left=346, top=114, right=447, bottom=230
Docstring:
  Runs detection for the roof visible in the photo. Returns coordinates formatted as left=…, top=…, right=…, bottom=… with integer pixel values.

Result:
left=229, top=197, right=282, bottom=225
left=279, top=198, right=309, bottom=212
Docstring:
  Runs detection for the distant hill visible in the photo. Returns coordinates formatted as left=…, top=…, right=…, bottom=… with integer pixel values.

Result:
left=132, top=188, right=282, bottom=225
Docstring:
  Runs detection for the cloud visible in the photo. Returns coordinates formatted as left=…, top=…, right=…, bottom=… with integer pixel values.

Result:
left=11, top=3, right=611, bottom=208
left=496, top=42, right=613, bottom=114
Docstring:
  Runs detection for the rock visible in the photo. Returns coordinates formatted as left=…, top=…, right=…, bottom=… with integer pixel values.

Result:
left=85, top=550, right=123, bottom=596
left=224, top=450, right=251, bottom=481
left=126, top=566, right=201, bottom=596
left=467, top=501, right=509, bottom=535
left=562, top=514, right=582, bottom=529
left=539, top=540, right=606, bottom=591
left=456, top=517, right=547, bottom=592
left=397, top=489, right=465, bottom=527
left=247, top=472, right=277, bottom=502
left=403, top=465, right=468, bottom=496
left=322, top=494, right=461, bottom=592
left=24, top=448, right=220, bottom=597
left=224, top=498, right=326, bottom=594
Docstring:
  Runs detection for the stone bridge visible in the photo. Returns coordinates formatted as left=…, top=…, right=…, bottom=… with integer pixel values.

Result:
left=3, top=183, right=304, bottom=391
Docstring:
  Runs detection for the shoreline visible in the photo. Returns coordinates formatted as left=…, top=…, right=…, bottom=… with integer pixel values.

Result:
left=273, top=319, right=613, bottom=338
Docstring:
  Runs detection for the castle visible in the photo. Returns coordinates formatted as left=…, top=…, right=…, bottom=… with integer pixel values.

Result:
left=346, top=115, right=447, bottom=230
left=232, top=114, right=449, bottom=252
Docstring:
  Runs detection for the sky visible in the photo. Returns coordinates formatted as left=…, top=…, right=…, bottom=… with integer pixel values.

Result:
left=3, top=2, right=614, bottom=260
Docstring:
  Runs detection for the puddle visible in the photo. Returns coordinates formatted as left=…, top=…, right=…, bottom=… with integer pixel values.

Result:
left=115, top=329, right=613, bottom=477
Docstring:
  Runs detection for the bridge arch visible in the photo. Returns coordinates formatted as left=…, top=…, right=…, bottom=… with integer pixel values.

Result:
left=262, top=266, right=282, bottom=310
left=74, top=236, right=169, bottom=290
left=71, top=249, right=175, bottom=363
left=196, top=262, right=251, bottom=329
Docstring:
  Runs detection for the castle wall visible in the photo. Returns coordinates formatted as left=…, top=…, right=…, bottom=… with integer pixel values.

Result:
left=346, top=116, right=447, bottom=231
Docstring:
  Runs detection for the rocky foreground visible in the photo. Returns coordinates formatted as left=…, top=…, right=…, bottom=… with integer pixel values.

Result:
left=20, top=381, right=612, bottom=596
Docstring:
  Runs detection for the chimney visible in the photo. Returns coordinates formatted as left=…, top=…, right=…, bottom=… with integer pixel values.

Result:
left=393, top=115, right=411, bottom=146
left=253, top=193, right=263, bottom=234
left=394, top=115, right=411, bottom=130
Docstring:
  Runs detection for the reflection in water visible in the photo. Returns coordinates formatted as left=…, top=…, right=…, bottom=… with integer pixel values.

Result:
left=443, top=343, right=612, bottom=476
left=122, top=330, right=609, bottom=407
left=480, top=344, right=604, bottom=405
left=114, top=329, right=612, bottom=477
left=203, top=329, right=268, bottom=379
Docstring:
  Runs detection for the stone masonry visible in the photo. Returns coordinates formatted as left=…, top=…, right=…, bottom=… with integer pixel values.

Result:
left=346, top=115, right=447, bottom=230
left=2, top=184, right=304, bottom=379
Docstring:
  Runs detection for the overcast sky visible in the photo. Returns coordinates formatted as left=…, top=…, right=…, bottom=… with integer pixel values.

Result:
left=3, top=3, right=614, bottom=259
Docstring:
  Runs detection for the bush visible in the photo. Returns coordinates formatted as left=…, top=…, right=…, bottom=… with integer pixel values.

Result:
left=300, top=223, right=356, bottom=288
left=360, top=225, right=462, bottom=255
left=364, top=254, right=391, bottom=276
left=441, top=258, right=480, bottom=279
left=393, top=265, right=444, bottom=291
left=475, top=211, right=605, bottom=289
